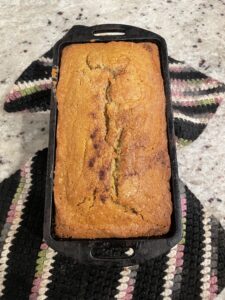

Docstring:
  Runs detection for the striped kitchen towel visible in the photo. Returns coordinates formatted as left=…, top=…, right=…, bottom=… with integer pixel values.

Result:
left=0, top=149, right=224, bottom=299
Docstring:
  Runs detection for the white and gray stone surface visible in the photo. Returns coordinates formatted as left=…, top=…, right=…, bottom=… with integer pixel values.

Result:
left=0, top=1, right=225, bottom=297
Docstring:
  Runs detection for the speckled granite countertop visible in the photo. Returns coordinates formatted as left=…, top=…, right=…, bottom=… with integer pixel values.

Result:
left=0, top=1, right=225, bottom=297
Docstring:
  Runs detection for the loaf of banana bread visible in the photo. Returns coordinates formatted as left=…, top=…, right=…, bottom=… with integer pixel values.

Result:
left=54, top=41, right=172, bottom=238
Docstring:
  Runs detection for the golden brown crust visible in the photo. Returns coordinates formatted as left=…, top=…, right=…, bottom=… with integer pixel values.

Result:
left=54, top=41, right=172, bottom=238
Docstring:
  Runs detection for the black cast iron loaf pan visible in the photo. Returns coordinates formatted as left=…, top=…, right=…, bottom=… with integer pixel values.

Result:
left=44, top=24, right=182, bottom=265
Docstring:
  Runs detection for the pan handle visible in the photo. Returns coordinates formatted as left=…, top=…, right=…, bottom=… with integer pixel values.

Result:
left=60, top=24, right=162, bottom=42
left=90, top=24, right=137, bottom=37
left=75, top=241, right=139, bottom=265
left=60, top=239, right=171, bottom=265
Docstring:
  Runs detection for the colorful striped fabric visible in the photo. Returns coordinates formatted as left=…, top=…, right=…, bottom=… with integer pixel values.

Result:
left=0, top=149, right=224, bottom=299
left=169, top=59, right=225, bottom=146
left=0, top=163, right=31, bottom=296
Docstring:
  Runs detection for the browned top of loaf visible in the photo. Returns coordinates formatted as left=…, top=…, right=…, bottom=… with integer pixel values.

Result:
left=54, top=41, right=172, bottom=238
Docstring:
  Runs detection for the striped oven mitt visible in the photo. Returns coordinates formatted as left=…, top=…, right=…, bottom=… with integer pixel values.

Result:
left=0, top=45, right=225, bottom=300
